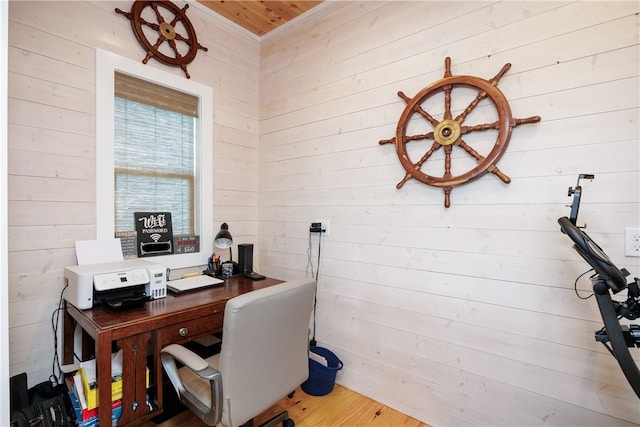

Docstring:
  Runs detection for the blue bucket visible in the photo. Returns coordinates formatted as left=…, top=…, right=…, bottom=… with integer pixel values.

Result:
left=301, top=346, right=343, bottom=396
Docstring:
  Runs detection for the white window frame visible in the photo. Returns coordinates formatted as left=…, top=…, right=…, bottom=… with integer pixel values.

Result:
left=96, top=49, right=213, bottom=269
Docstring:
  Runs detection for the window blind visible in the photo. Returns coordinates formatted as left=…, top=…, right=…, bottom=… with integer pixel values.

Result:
left=115, top=71, right=199, bottom=117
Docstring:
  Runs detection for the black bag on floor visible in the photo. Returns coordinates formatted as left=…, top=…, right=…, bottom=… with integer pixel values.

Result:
left=10, top=375, right=74, bottom=427
left=11, top=394, right=72, bottom=427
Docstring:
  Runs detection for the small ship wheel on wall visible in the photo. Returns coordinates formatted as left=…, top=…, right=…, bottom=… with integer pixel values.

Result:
left=116, top=1, right=208, bottom=78
left=379, top=57, right=541, bottom=207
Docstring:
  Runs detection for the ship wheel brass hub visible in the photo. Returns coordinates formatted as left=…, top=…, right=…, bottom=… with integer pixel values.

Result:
left=434, top=119, right=460, bottom=146
left=159, top=22, right=176, bottom=40
left=379, top=57, right=541, bottom=207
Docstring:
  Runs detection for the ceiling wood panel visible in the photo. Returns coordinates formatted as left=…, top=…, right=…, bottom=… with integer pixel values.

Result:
left=198, top=1, right=323, bottom=36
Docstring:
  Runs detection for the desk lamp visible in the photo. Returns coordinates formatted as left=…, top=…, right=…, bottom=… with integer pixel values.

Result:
left=214, top=222, right=233, bottom=262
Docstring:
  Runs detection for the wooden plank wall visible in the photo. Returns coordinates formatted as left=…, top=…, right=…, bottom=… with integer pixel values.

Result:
left=259, top=1, right=640, bottom=425
left=7, top=1, right=260, bottom=385
left=6, top=1, right=640, bottom=425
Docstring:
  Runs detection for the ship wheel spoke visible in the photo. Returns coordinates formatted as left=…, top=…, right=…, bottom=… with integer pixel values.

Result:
left=139, top=17, right=160, bottom=31
left=443, top=145, right=453, bottom=179
left=455, top=63, right=511, bottom=124
left=379, top=132, right=435, bottom=146
left=396, top=142, right=442, bottom=189
left=143, top=34, right=169, bottom=64
left=398, top=91, right=439, bottom=127
left=513, top=116, right=543, bottom=127
left=443, top=57, right=454, bottom=121
left=417, top=142, right=442, bottom=168
left=460, top=121, right=500, bottom=135
left=456, top=138, right=510, bottom=184
left=167, top=39, right=183, bottom=60
left=455, top=89, right=488, bottom=124
left=173, top=31, right=190, bottom=44
left=150, top=2, right=166, bottom=24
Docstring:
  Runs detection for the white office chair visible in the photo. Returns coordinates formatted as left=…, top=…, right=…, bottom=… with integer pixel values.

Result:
left=161, top=278, right=317, bottom=427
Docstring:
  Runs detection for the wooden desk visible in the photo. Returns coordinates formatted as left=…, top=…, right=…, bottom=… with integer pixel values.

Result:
left=63, top=275, right=281, bottom=427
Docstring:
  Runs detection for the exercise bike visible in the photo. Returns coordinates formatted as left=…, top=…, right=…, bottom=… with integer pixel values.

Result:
left=558, top=174, right=640, bottom=399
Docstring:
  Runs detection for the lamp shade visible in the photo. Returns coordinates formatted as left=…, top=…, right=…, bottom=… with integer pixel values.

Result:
left=214, top=222, right=233, bottom=249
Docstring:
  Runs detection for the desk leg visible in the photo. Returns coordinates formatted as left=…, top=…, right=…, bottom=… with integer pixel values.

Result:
left=96, top=333, right=113, bottom=427
left=63, top=302, right=74, bottom=365
left=153, top=333, right=163, bottom=417
left=81, top=329, right=94, bottom=360
left=118, top=332, right=153, bottom=425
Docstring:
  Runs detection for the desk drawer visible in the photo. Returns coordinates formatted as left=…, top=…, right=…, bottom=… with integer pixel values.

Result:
left=158, top=313, right=223, bottom=345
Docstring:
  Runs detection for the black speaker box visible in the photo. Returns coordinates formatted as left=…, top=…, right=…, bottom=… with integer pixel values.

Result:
left=238, top=243, right=253, bottom=274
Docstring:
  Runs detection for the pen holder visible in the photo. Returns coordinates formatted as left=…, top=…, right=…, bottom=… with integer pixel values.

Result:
left=221, top=261, right=234, bottom=277
left=208, top=256, right=221, bottom=275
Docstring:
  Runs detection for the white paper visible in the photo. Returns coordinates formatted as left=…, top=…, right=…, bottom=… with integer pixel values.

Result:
left=75, top=239, right=124, bottom=266
left=309, top=351, right=328, bottom=367
left=111, top=349, right=123, bottom=377
left=78, top=359, right=95, bottom=384
left=78, top=349, right=124, bottom=383
left=73, top=373, right=88, bottom=410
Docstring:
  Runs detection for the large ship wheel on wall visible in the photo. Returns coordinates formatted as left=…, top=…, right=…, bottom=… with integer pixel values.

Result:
left=379, top=57, right=540, bottom=207
left=116, top=1, right=208, bottom=78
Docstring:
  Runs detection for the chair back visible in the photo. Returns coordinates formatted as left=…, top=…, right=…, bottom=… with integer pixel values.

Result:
left=218, top=278, right=316, bottom=426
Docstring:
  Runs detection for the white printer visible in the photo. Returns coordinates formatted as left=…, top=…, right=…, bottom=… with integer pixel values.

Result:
left=64, top=259, right=167, bottom=310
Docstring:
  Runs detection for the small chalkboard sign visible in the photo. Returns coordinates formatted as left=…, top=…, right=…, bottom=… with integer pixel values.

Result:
left=174, top=235, right=200, bottom=254
left=134, top=212, right=174, bottom=257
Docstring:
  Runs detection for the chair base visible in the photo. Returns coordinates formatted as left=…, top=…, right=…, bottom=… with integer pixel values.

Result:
left=241, top=410, right=294, bottom=427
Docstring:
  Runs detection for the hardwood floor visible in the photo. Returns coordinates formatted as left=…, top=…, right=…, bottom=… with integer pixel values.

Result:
left=141, top=384, right=429, bottom=427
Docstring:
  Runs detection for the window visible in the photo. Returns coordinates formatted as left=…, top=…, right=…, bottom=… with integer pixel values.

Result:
left=96, top=49, right=212, bottom=269
left=114, top=72, right=197, bottom=236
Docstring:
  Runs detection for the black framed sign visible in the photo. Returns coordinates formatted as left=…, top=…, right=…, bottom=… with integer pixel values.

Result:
left=135, top=212, right=174, bottom=257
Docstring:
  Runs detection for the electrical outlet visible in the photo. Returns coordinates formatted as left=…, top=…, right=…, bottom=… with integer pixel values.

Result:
left=316, top=220, right=330, bottom=236
left=625, top=227, right=640, bottom=257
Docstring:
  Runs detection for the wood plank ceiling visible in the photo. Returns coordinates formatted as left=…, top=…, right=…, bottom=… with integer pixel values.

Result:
left=197, top=1, right=324, bottom=36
